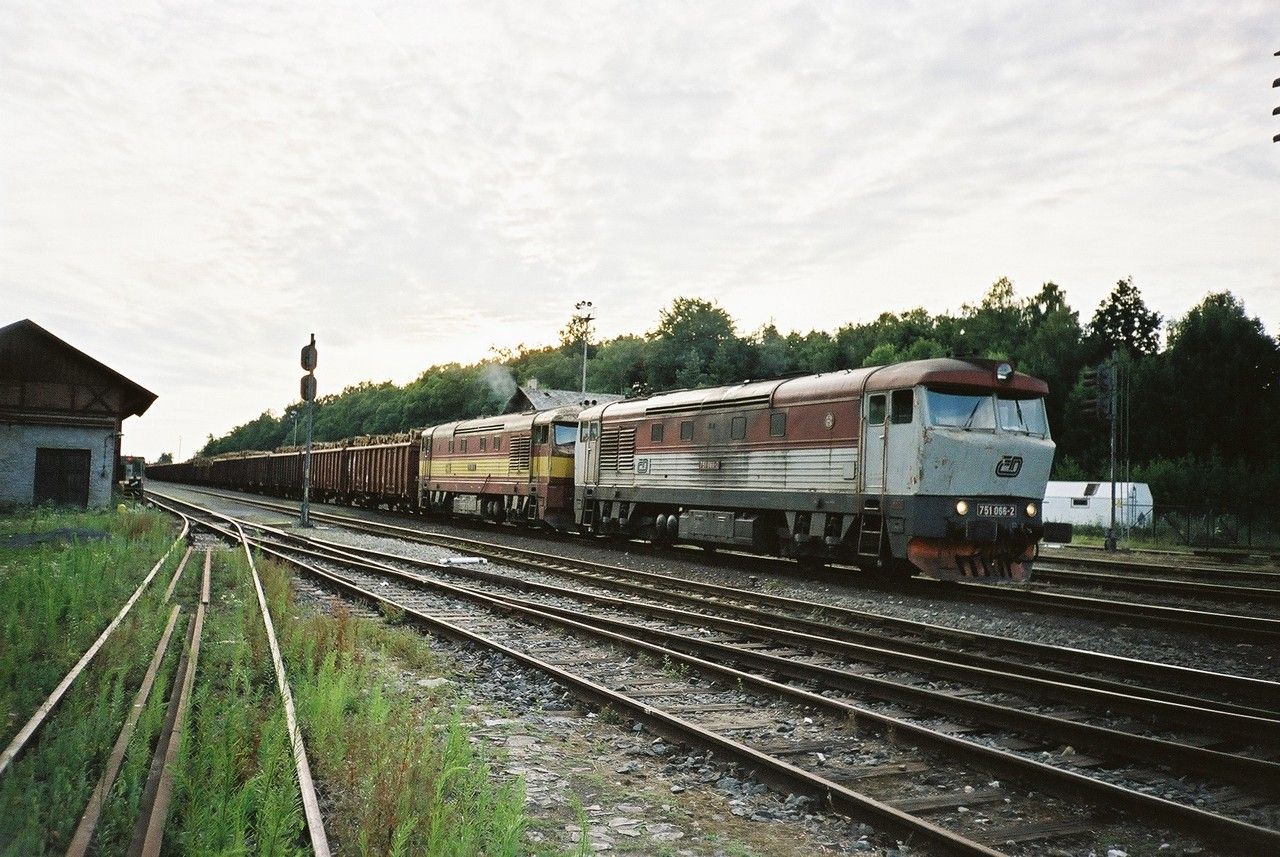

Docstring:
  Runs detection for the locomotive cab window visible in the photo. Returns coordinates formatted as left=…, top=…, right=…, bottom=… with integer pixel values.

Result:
left=867, top=394, right=886, bottom=425
left=680, top=420, right=694, bottom=441
left=925, top=389, right=995, bottom=430
left=769, top=412, right=786, bottom=437
left=651, top=423, right=664, bottom=443
left=534, top=425, right=549, bottom=444
left=553, top=423, right=576, bottom=452
left=731, top=415, right=746, bottom=440
left=891, top=389, right=914, bottom=424
left=996, top=395, right=1049, bottom=435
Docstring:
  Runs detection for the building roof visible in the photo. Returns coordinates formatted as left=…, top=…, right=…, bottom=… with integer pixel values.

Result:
left=502, top=385, right=623, bottom=414
left=0, top=319, right=157, bottom=418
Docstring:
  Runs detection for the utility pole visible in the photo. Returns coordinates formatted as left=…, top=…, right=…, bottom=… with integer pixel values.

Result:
left=575, top=300, right=594, bottom=395
left=299, top=334, right=318, bottom=528
left=1105, top=355, right=1118, bottom=551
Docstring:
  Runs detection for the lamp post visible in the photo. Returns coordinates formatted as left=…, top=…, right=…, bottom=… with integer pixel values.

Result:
left=574, top=300, right=594, bottom=395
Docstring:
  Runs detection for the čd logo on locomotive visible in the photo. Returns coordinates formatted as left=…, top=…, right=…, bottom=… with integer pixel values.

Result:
left=995, top=455, right=1023, bottom=477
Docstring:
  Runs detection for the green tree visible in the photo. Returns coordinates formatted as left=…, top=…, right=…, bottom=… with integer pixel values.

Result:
left=1089, top=276, right=1162, bottom=357
left=1159, top=292, right=1279, bottom=461
left=647, top=298, right=739, bottom=389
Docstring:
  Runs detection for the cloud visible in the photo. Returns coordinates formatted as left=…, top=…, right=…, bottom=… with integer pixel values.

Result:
left=2, top=0, right=1276, bottom=458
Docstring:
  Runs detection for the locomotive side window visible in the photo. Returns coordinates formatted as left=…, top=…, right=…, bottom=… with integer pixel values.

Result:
left=494, top=436, right=501, bottom=451
left=590, top=422, right=600, bottom=440
left=680, top=420, right=694, bottom=441
left=460, top=438, right=469, bottom=453
left=868, top=395, right=886, bottom=425
left=996, top=395, right=1049, bottom=435
left=731, top=415, right=746, bottom=440
left=651, top=423, right=664, bottom=443
left=891, top=389, right=914, bottom=424
left=769, top=412, right=786, bottom=437
left=534, top=425, right=549, bottom=444
left=448, top=440, right=454, bottom=453
left=580, top=422, right=589, bottom=441
left=925, top=390, right=995, bottom=430
left=479, top=437, right=487, bottom=451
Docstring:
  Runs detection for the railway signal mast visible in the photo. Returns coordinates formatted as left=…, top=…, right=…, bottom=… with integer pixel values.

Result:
left=1080, top=359, right=1120, bottom=550
left=299, top=334, right=317, bottom=528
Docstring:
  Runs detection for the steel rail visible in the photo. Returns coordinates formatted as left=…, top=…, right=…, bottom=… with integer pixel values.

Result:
left=66, top=604, right=183, bottom=857
left=1033, top=565, right=1280, bottom=604
left=933, top=578, right=1280, bottom=641
left=132, top=549, right=210, bottom=857
left=151, top=492, right=1004, bottom=856
left=1038, top=549, right=1280, bottom=584
left=262, top=533, right=1280, bottom=792
left=144, top=496, right=334, bottom=857
left=252, top=531, right=1280, bottom=853
left=148, top=486, right=1280, bottom=710
left=0, top=517, right=190, bottom=776
left=150, top=491, right=1280, bottom=852
left=297, top=528, right=1280, bottom=721
left=232, top=520, right=331, bottom=857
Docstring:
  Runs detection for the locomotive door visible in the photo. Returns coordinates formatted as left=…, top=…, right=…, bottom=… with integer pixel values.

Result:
left=863, top=389, right=915, bottom=496
left=862, top=394, right=887, bottom=493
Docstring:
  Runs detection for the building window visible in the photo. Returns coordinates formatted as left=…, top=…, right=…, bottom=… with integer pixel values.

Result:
left=891, top=389, right=914, bottom=424
left=651, top=423, right=664, bottom=443
left=731, top=415, right=746, bottom=440
left=680, top=420, right=694, bottom=441
left=868, top=394, right=886, bottom=425
left=769, top=412, right=786, bottom=437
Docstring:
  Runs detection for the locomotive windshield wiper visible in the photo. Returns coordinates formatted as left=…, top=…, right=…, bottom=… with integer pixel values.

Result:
left=961, top=396, right=987, bottom=430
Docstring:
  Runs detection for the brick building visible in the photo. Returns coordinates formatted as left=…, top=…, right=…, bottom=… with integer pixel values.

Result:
left=0, top=319, right=156, bottom=508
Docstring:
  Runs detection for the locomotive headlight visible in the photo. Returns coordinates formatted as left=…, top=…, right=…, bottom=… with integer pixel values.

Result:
left=1026, top=502, right=1038, bottom=518
left=955, top=500, right=969, bottom=515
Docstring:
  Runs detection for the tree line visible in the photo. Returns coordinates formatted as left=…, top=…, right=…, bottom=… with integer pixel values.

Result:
left=196, top=278, right=1280, bottom=508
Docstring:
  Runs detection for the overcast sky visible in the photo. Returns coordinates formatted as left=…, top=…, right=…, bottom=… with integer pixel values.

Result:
left=3, top=1, right=1277, bottom=459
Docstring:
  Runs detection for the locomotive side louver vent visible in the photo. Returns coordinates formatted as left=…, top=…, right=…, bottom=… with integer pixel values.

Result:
left=599, top=427, right=635, bottom=472
left=646, top=393, right=771, bottom=416
left=508, top=435, right=531, bottom=471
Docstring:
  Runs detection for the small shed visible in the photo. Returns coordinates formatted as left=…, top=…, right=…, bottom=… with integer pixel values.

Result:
left=0, top=319, right=156, bottom=508
left=1043, top=480, right=1154, bottom=529
left=502, top=382, right=622, bottom=414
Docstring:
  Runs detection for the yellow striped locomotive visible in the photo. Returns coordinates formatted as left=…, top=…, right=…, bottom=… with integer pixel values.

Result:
left=148, top=358, right=1066, bottom=581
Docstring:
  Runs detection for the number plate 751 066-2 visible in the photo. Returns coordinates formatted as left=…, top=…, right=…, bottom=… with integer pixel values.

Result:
left=976, top=503, right=1016, bottom=518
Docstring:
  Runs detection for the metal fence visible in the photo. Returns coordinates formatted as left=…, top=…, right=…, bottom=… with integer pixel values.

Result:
left=1102, top=504, right=1280, bottom=554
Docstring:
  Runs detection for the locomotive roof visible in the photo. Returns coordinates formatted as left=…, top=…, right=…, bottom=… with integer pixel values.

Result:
left=578, top=358, right=1047, bottom=421
left=422, top=404, right=582, bottom=437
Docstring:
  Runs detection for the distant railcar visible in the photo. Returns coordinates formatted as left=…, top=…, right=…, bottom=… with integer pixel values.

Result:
left=117, top=455, right=146, bottom=497
left=574, top=358, right=1063, bottom=581
left=419, top=406, right=580, bottom=529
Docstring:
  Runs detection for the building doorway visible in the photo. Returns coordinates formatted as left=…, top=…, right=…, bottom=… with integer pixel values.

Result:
left=34, top=447, right=91, bottom=507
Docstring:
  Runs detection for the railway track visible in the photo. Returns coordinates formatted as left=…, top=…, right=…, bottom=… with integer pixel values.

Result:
left=148, top=487, right=1280, bottom=855
left=156, top=481, right=1280, bottom=647
left=3, top=504, right=332, bottom=856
